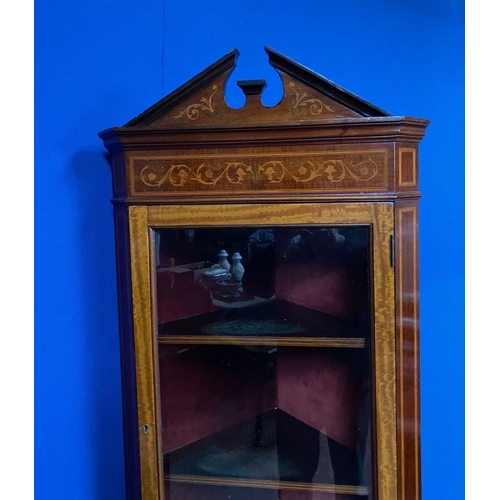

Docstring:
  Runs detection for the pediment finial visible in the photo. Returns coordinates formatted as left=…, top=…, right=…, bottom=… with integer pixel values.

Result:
left=237, top=79, right=267, bottom=105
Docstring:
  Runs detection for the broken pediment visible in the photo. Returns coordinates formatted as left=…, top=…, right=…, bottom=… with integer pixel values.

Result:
left=125, top=47, right=390, bottom=128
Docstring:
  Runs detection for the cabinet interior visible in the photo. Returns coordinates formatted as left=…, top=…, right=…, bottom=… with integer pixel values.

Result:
left=155, top=226, right=373, bottom=498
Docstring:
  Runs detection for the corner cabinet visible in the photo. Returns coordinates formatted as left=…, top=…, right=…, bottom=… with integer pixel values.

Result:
left=99, top=48, right=429, bottom=500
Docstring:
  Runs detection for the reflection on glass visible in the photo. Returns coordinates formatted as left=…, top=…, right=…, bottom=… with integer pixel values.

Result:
left=155, top=227, right=372, bottom=500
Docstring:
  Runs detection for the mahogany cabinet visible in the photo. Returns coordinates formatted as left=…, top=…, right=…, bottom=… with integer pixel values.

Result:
left=99, top=47, right=429, bottom=500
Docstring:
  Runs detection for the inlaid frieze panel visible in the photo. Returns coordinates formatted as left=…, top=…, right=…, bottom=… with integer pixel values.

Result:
left=130, top=150, right=388, bottom=195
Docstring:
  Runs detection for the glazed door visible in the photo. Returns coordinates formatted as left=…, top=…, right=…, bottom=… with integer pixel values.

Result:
left=128, top=203, right=396, bottom=500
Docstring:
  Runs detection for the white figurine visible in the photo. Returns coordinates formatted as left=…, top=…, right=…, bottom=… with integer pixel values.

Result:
left=230, top=252, right=245, bottom=282
left=217, top=249, right=231, bottom=272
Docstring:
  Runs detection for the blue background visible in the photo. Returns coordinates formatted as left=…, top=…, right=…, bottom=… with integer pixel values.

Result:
left=35, top=1, right=464, bottom=498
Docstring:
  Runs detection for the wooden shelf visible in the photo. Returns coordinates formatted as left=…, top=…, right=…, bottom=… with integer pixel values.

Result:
left=158, top=335, right=365, bottom=348
left=164, top=410, right=369, bottom=497
left=158, top=299, right=367, bottom=348
left=164, top=474, right=369, bottom=495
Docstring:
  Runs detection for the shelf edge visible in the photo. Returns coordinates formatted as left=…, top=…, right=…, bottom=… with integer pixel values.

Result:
left=165, top=474, right=369, bottom=495
left=158, top=336, right=366, bottom=348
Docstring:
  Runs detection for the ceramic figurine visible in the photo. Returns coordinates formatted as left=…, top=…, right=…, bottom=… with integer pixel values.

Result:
left=217, top=249, right=231, bottom=272
left=230, top=252, right=245, bottom=282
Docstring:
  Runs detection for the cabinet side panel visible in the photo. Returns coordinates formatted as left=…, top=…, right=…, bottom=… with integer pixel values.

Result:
left=114, top=205, right=141, bottom=499
left=111, top=152, right=128, bottom=199
left=395, top=200, right=421, bottom=500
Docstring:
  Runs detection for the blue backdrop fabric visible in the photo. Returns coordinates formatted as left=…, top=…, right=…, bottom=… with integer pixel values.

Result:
left=35, top=1, right=464, bottom=498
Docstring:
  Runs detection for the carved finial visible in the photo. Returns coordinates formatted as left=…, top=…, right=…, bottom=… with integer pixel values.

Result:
left=237, top=80, right=267, bottom=99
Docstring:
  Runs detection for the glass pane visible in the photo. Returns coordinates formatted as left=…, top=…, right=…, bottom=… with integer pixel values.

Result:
left=155, top=226, right=372, bottom=500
